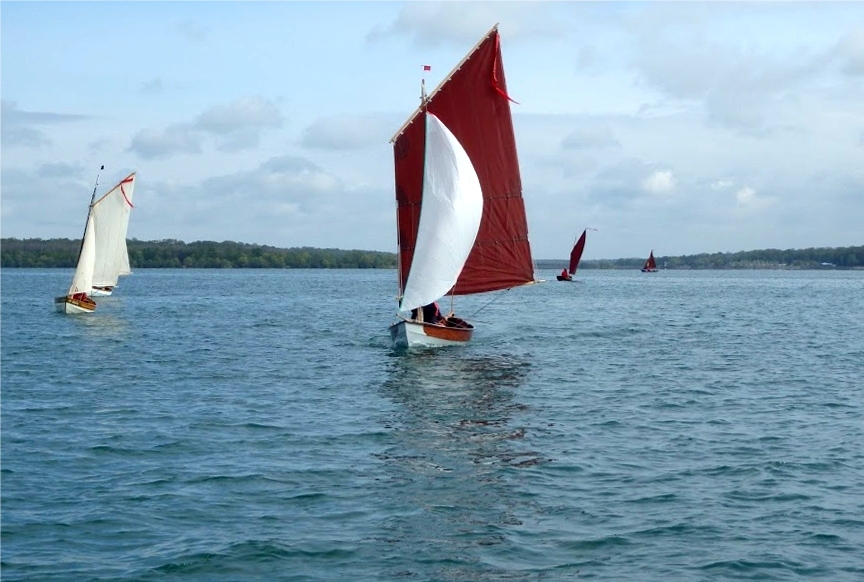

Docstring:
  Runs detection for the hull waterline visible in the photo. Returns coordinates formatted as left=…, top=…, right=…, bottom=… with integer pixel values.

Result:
left=390, top=318, right=474, bottom=349
left=54, top=295, right=96, bottom=314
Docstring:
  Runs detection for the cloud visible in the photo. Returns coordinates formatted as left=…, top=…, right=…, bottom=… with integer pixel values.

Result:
left=837, top=26, right=864, bottom=76
left=127, top=96, right=283, bottom=159
left=125, top=154, right=393, bottom=249
left=735, top=185, right=774, bottom=210
left=625, top=4, right=843, bottom=135
left=301, top=115, right=394, bottom=150
left=367, top=2, right=563, bottom=48
left=561, top=126, right=621, bottom=150
left=711, top=179, right=734, bottom=191
left=642, top=170, right=676, bottom=194
left=196, top=96, right=284, bottom=152
left=1, top=100, right=88, bottom=148
left=128, top=124, right=203, bottom=159
left=37, top=162, right=84, bottom=179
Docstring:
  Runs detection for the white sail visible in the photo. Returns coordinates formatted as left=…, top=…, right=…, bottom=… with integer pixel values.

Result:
left=68, top=214, right=96, bottom=296
left=91, top=173, right=135, bottom=286
left=400, top=113, right=483, bottom=312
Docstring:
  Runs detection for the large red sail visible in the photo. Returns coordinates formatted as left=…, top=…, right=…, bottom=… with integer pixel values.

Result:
left=569, top=229, right=587, bottom=275
left=392, top=27, right=534, bottom=296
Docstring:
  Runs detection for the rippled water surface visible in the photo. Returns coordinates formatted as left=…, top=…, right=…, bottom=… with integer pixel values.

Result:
left=3, top=268, right=863, bottom=581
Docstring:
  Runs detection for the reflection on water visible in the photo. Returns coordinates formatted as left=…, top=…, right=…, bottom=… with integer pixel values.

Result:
left=375, top=352, right=542, bottom=579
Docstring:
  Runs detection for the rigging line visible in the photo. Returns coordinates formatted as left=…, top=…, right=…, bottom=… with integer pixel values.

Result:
left=466, top=288, right=512, bottom=319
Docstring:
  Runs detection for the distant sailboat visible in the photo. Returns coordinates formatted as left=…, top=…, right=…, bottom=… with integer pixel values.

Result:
left=388, top=24, right=537, bottom=349
left=557, top=229, right=587, bottom=281
left=641, top=250, right=659, bottom=273
left=91, top=173, right=136, bottom=296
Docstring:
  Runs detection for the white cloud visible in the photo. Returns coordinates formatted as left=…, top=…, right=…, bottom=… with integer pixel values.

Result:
left=127, top=97, right=283, bottom=159
left=561, top=126, right=621, bottom=150
left=367, top=1, right=564, bottom=48
left=302, top=115, right=394, bottom=151
left=0, top=100, right=88, bottom=148
left=735, top=185, right=774, bottom=211
left=642, top=170, right=676, bottom=194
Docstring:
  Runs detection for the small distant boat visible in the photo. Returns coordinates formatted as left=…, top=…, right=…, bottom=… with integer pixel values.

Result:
left=388, top=24, right=537, bottom=349
left=557, top=229, right=587, bottom=281
left=641, top=250, right=659, bottom=273
left=91, top=173, right=136, bottom=296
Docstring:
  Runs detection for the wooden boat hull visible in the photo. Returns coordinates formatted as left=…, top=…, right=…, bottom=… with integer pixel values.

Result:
left=389, top=317, right=474, bottom=349
left=54, top=295, right=96, bottom=314
left=90, top=286, right=114, bottom=296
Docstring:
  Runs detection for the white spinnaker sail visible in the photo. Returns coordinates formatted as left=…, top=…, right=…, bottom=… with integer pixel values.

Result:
left=68, top=214, right=96, bottom=295
left=92, top=174, right=135, bottom=286
left=400, top=113, right=483, bottom=312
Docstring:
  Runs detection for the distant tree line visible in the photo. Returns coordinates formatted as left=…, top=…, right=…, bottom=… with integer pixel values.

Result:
left=3, top=238, right=861, bottom=269
left=0, top=238, right=397, bottom=269
left=537, top=245, right=864, bottom=270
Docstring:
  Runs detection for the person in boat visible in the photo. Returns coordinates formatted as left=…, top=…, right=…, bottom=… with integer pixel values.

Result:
left=410, top=302, right=444, bottom=324
left=561, top=268, right=570, bottom=279
left=422, top=302, right=443, bottom=324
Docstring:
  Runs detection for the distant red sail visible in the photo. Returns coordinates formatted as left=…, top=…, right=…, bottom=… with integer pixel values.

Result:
left=643, top=251, right=657, bottom=270
left=569, top=229, right=587, bottom=275
left=392, top=28, right=534, bottom=296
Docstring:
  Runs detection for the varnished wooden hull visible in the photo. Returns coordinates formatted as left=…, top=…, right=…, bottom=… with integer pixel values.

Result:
left=390, top=317, right=474, bottom=349
left=54, top=295, right=96, bottom=314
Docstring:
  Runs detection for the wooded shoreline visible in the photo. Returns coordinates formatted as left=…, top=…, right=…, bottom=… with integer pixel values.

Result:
left=2, top=238, right=861, bottom=270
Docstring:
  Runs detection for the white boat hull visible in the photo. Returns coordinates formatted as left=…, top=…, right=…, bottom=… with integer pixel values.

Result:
left=54, top=295, right=96, bottom=314
left=90, top=286, right=114, bottom=296
left=389, top=317, right=474, bottom=349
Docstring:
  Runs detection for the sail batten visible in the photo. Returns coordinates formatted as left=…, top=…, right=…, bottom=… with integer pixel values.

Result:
left=393, top=27, right=534, bottom=298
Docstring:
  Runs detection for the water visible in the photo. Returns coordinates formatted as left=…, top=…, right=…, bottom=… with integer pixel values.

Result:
left=2, top=268, right=863, bottom=581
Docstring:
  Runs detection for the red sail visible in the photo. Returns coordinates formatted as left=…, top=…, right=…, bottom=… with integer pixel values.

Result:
left=569, top=229, right=587, bottom=275
left=643, top=251, right=657, bottom=270
left=392, top=27, right=534, bottom=296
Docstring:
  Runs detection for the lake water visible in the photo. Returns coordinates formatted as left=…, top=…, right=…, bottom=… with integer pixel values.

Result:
left=2, top=268, right=863, bottom=581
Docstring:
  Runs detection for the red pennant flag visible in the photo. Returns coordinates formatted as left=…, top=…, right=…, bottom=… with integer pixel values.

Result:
left=423, top=65, right=431, bottom=71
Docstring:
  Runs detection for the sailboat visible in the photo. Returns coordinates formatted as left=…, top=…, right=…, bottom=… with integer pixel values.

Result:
left=557, top=229, right=587, bottom=281
left=54, top=168, right=103, bottom=314
left=90, top=173, right=136, bottom=295
left=641, top=250, right=659, bottom=273
left=388, top=24, right=537, bottom=349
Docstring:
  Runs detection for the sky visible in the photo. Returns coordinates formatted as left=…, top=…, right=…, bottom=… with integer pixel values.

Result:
left=2, top=1, right=863, bottom=260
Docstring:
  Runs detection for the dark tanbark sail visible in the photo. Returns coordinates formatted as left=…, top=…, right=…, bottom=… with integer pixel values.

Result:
left=642, top=250, right=658, bottom=271
left=569, top=229, right=587, bottom=275
left=391, top=25, right=534, bottom=297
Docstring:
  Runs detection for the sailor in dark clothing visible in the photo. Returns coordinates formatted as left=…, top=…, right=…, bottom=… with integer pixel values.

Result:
left=422, top=302, right=442, bottom=323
